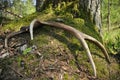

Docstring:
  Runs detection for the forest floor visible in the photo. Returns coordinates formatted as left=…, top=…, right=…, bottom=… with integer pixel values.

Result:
left=0, top=12, right=120, bottom=80
left=0, top=31, right=99, bottom=80
left=0, top=28, right=120, bottom=80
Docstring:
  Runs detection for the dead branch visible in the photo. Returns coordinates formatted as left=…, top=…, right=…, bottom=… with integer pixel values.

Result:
left=29, top=19, right=110, bottom=77
left=5, top=26, right=29, bottom=48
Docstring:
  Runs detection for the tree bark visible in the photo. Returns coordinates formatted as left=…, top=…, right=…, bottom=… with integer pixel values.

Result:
left=36, top=0, right=102, bottom=34
left=36, top=0, right=54, bottom=12
left=107, top=0, right=111, bottom=32
left=80, top=0, right=102, bottom=34
left=36, top=0, right=45, bottom=12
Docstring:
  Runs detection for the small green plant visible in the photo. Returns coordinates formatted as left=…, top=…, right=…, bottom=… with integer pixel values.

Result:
left=114, top=36, right=120, bottom=52
left=23, top=47, right=32, bottom=55
left=107, top=35, right=120, bottom=54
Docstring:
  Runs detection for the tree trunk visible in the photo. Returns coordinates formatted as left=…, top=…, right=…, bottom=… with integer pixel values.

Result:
left=36, top=0, right=102, bottom=34
left=107, top=0, right=111, bottom=32
left=80, top=0, right=102, bottom=34
left=36, top=0, right=72, bottom=12
left=36, top=0, right=45, bottom=12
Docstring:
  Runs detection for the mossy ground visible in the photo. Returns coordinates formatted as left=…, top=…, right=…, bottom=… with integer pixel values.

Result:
left=0, top=3, right=120, bottom=80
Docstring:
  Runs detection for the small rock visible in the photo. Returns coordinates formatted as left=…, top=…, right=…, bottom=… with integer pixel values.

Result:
left=11, top=38, right=15, bottom=41
left=32, top=45, right=37, bottom=50
left=20, top=44, right=27, bottom=51
left=29, top=45, right=38, bottom=53
left=18, top=44, right=28, bottom=54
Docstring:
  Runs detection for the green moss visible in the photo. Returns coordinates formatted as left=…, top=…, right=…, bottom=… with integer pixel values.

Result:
left=72, top=74, right=80, bottom=80
left=63, top=73, right=69, bottom=80
left=1, top=3, right=120, bottom=79
left=63, top=73, right=80, bottom=80
left=31, top=34, right=49, bottom=47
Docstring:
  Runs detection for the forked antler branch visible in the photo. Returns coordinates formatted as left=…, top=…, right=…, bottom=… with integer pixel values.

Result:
left=29, top=19, right=111, bottom=77
left=4, top=19, right=110, bottom=77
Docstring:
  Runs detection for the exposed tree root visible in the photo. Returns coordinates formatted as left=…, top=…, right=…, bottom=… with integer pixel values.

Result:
left=4, top=19, right=110, bottom=77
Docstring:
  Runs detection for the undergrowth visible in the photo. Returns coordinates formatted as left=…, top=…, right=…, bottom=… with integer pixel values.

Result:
left=102, top=0, right=120, bottom=55
left=0, top=1, right=120, bottom=80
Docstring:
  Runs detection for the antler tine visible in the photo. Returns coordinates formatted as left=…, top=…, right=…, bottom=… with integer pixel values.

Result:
left=81, top=33, right=111, bottom=63
left=77, top=36, right=97, bottom=77
left=30, top=19, right=107, bottom=77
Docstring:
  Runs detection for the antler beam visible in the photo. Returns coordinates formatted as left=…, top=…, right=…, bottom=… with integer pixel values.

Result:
left=29, top=19, right=111, bottom=77
left=4, top=19, right=110, bottom=77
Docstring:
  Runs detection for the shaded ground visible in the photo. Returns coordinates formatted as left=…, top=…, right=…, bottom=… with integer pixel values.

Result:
left=0, top=26, right=120, bottom=80
left=0, top=30, right=96, bottom=80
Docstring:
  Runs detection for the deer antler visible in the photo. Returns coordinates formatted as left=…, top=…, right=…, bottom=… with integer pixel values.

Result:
left=4, top=19, right=110, bottom=77
left=29, top=19, right=111, bottom=77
